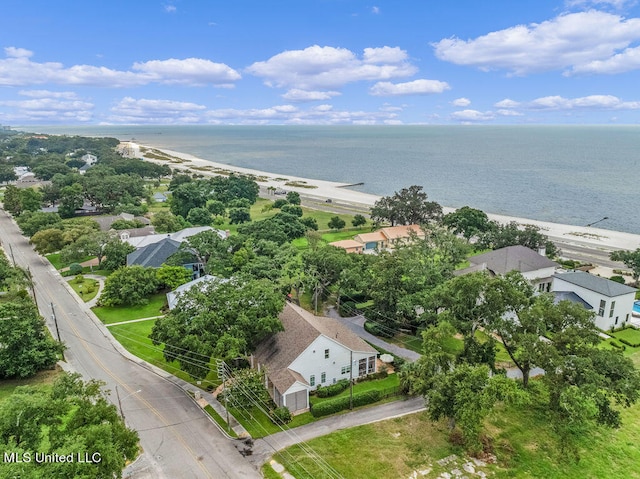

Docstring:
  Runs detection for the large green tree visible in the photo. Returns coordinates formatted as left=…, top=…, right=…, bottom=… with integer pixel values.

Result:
left=99, top=266, right=160, bottom=306
left=101, top=238, right=136, bottom=271
left=58, top=182, right=84, bottom=218
left=0, top=298, right=64, bottom=379
left=442, top=206, right=494, bottom=240
left=0, top=373, right=139, bottom=479
left=371, top=185, right=442, bottom=226
left=610, top=248, right=640, bottom=283
left=150, top=278, right=284, bottom=378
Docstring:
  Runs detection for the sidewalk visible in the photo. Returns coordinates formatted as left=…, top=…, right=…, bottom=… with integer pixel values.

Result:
left=249, top=396, right=426, bottom=467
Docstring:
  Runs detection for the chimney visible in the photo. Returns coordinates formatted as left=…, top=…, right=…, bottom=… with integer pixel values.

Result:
left=538, top=246, right=546, bottom=257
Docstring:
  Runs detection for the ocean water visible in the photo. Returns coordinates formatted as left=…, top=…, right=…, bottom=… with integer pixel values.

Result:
left=29, top=125, right=640, bottom=235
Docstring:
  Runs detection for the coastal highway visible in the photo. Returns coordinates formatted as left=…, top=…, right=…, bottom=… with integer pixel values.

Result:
left=0, top=209, right=260, bottom=479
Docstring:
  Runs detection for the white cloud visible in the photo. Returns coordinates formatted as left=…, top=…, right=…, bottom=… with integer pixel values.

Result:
left=0, top=47, right=241, bottom=87
left=528, top=94, right=640, bottom=109
left=0, top=95, right=94, bottom=122
left=5, top=46, right=33, bottom=58
left=133, top=58, right=241, bottom=86
left=18, top=90, right=79, bottom=99
left=570, top=44, right=640, bottom=73
left=246, top=45, right=417, bottom=90
left=432, top=11, right=640, bottom=75
left=281, top=89, right=341, bottom=102
left=494, top=98, right=521, bottom=108
left=164, top=4, right=176, bottom=13
left=452, top=97, right=471, bottom=107
left=451, top=109, right=495, bottom=122
left=108, top=97, right=208, bottom=124
left=372, top=6, right=380, bottom=14
left=496, top=109, right=524, bottom=116
left=369, top=79, right=450, bottom=96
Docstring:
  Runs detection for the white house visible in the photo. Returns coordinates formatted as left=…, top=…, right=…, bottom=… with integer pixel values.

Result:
left=166, top=275, right=221, bottom=310
left=252, top=303, right=378, bottom=414
left=455, top=245, right=558, bottom=292
left=552, top=271, right=638, bottom=330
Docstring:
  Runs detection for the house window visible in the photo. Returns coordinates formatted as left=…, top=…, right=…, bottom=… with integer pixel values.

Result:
left=367, top=356, right=376, bottom=374
left=321, top=372, right=326, bottom=383
left=598, top=300, right=606, bottom=316
left=341, top=365, right=351, bottom=375
left=609, top=301, right=616, bottom=318
left=627, top=314, right=630, bottom=323
left=324, top=349, right=330, bottom=359
left=615, top=316, right=619, bottom=325
left=310, top=375, right=315, bottom=387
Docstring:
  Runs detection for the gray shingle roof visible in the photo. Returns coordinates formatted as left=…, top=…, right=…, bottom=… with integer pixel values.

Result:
left=553, top=271, right=637, bottom=297
left=126, top=238, right=181, bottom=267
left=553, top=291, right=593, bottom=310
left=469, top=245, right=557, bottom=275
left=254, top=303, right=377, bottom=394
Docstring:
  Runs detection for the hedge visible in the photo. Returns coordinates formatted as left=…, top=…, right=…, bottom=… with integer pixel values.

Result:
left=316, top=379, right=350, bottom=398
left=618, top=338, right=640, bottom=348
left=310, top=390, right=381, bottom=417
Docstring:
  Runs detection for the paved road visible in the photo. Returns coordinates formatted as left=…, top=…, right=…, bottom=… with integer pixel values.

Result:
left=0, top=210, right=260, bottom=479
left=249, top=396, right=426, bottom=468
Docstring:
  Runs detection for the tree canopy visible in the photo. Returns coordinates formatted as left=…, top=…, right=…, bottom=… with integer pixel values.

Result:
left=0, top=373, right=139, bottom=479
left=371, top=185, right=442, bottom=226
left=150, top=277, right=284, bottom=378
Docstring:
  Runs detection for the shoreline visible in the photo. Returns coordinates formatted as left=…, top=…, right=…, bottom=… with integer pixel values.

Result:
left=120, top=141, right=640, bottom=253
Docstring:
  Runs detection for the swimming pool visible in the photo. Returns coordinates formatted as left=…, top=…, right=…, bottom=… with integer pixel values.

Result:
left=634, top=301, right=640, bottom=316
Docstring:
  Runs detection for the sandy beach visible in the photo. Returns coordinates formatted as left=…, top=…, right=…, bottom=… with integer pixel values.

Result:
left=120, top=141, right=640, bottom=255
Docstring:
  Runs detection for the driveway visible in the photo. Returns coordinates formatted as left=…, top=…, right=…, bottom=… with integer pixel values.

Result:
left=325, top=308, right=421, bottom=362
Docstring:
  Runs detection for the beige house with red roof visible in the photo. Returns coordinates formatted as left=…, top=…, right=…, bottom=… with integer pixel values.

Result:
left=252, top=303, right=378, bottom=414
left=331, top=224, right=424, bottom=253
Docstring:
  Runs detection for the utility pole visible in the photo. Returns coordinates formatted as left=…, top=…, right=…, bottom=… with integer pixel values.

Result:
left=115, top=385, right=124, bottom=421
left=51, top=302, right=61, bottom=342
left=26, top=267, right=39, bottom=310
left=216, top=360, right=230, bottom=432
left=8, top=243, right=16, bottom=266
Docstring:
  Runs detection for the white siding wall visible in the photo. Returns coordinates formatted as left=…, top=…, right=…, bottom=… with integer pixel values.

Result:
left=552, top=277, right=636, bottom=330
left=289, top=336, right=376, bottom=389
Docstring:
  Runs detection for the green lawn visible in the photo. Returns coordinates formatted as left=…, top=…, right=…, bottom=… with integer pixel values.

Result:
left=107, top=319, right=220, bottom=390
left=310, top=374, right=399, bottom=407
left=92, top=292, right=167, bottom=324
left=272, top=365, right=640, bottom=479
left=613, top=327, right=640, bottom=346
left=67, top=277, right=99, bottom=302
left=46, top=253, right=95, bottom=270
left=0, top=368, right=62, bottom=403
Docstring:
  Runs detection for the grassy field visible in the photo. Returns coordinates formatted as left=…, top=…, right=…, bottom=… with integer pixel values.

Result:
left=67, top=277, right=99, bottom=302
left=107, top=319, right=220, bottom=390
left=270, top=352, right=640, bottom=479
left=92, top=292, right=167, bottom=324
left=0, top=368, right=63, bottom=403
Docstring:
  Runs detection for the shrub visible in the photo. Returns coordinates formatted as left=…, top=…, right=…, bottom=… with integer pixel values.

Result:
left=338, top=301, right=357, bottom=317
left=74, top=274, right=84, bottom=284
left=609, top=275, right=626, bottom=284
left=618, top=337, right=640, bottom=348
left=69, top=263, right=83, bottom=275
left=272, top=199, right=288, bottom=209
left=364, top=320, right=393, bottom=338
left=310, top=390, right=381, bottom=417
left=609, top=340, right=626, bottom=351
left=316, top=379, right=350, bottom=398
left=270, top=406, right=292, bottom=425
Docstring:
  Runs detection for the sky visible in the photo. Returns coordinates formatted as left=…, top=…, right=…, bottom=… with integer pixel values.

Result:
left=2, top=0, right=640, bottom=125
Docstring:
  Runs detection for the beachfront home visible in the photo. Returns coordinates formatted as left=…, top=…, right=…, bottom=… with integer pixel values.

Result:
left=551, top=271, right=638, bottom=330
left=350, top=224, right=425, bottom=253
left=252, top=303, right=378, bottom=414
left=455, top=245, right=558, bottom=291
left=328, top=239, right=364, bottom=254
